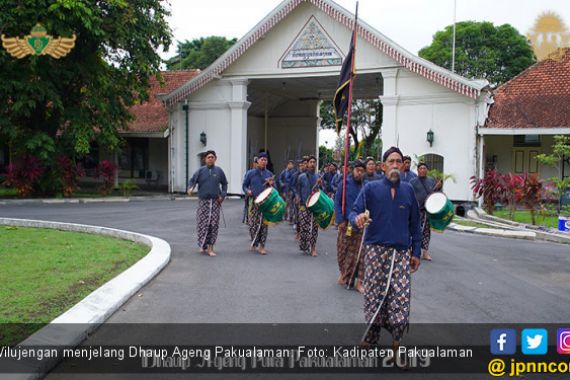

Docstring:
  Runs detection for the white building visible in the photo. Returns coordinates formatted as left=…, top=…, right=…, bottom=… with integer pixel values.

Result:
left=160, top=0, right=490, bottom=201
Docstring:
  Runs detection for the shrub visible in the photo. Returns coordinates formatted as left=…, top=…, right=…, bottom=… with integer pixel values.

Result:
left=56, top=156, right=85, bottom=197
left=120, top=180, right=138, bottom=198
left=4, top=155, right=44, bottom=197
left=470, top=169, right=507, bottom=215
left=95, top=160, right=117, bottom=196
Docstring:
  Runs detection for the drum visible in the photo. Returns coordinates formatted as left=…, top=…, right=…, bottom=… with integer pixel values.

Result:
left=254, top=187, right=286, bottom=224
left=425, top=192, right=454, bottom=231
left=306, top=190, right=335, bottom=229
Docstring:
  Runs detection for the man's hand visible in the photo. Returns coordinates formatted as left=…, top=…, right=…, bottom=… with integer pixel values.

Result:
left=354, top=213, right=371, bottom=229
left=410, top=256, right=421, bottom=273
left=187, top=188, right=193, bottom=196
left=246, top=190, right=253, bottom=197
left=217, top=196, right=224, bottom=204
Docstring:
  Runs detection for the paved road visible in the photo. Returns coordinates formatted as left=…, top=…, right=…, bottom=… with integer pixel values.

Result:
left=2, top=199, right=568, bottom=324
left=2, top=200, right=569, bottom=380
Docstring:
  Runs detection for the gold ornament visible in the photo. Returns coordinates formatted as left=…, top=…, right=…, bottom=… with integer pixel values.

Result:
left=1, top=24, right=76, bottom=59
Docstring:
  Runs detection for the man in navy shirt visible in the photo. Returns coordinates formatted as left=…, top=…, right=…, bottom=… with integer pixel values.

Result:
left=350, top=146, right=421, bottom=355
left=242, top=152, right=274, bottom=255
left=187, top=150, right=228, bottom=257
left=297, top=155, right=322, bottom=257
left=334, top=159, right=365, bottom=292
left=278, top=160, right=295, bottom=222
left=400, top=155, right=417, bottom=183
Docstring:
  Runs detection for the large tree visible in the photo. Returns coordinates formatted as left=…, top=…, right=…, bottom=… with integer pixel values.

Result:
left=0, top=0, right=172, bottom=160
left=419, top=21, right=535, bottom=87
left=166, top=36, right=237, bottom=70
left=320, top=99, right=382, bottom=158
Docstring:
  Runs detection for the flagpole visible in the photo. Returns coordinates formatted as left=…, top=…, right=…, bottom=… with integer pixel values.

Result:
left=341, top=2, right=358, bottom=216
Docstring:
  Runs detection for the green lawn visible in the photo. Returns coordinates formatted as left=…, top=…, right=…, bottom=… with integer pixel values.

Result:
left=0, top=187, right=18, bottom=198
left=494, top=210, right=559, bottom=229
left=0, top=226, right=148, bottom=345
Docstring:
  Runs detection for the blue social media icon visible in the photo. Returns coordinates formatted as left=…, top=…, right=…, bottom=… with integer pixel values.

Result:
left=490, top=329, right=516, bottom=355
left=522, top=329, right=548, bottom=355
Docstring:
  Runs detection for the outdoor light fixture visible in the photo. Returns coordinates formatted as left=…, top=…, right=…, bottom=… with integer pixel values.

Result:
left=200, top=131, right=207, bottom=146
left=426, top=129, right=434, bottom=147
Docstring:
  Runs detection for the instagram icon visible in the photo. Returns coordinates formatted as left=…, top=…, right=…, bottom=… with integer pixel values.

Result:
left=558, top=329, right=570, bottom=354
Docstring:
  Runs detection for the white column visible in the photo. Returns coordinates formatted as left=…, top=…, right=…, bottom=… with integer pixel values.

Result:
left=477, top=134, right=485, bottom=207
left=379, top=69, right=400, bottom=150
left=229, top=79, right=250, bottom=195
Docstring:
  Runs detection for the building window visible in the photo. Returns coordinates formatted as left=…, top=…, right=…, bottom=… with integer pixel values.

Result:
left=119, top=138, right=149, bottom=178
left=420, top=154, right=444, bottom=173
left=513, top=135, right=541, bottom=147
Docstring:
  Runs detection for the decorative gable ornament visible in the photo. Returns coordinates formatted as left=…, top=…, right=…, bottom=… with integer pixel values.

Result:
left=280, top=16, right=342, bottom=68
left=1, top=24, right=76, bottom=59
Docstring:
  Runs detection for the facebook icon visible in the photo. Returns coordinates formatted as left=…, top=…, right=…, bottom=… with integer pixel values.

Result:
left=491, top=329, right=516, bottom=355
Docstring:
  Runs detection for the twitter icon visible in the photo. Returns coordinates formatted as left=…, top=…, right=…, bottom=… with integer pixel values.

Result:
left=522, top=329, right=548, bottom=355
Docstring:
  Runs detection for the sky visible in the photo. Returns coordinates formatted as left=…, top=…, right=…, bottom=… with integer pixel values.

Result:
left=161, top=0, right=569, bottom=147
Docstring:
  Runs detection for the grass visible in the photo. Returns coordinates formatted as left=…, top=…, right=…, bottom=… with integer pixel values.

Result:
left=0, top=226, right=148, bottom=345
left=453, top=219, right=492, bottom=229
left=0, top=187, right=18, bottom=198
left=494, top=209, right=559, bottom=229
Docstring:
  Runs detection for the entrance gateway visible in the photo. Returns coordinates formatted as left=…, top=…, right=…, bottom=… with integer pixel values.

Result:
left=160, top=0, right=489, bottom=201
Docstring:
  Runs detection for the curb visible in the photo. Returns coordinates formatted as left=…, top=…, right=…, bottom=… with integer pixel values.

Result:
left=448, top=223, right=536, bottom=240
left=469, top=208, right=570, bottom=245
left=0, top=218, right=172, bottom=379
left=0, top=195, right=244, bottom=205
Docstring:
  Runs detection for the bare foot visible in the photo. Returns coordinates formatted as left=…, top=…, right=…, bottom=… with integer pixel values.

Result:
left=356, top=280, right=365, bottom=294
left=310, top=249, right=318, bottom=257
left=198, top=248, right=205, bottom=254
left=295, top=234, right=300, bottom=241
left=337, top=274, right=345, bottom=285
left=207, top=247, right=217, bottom=257
left=422, top=250, right=432, bottom=261
left=258, top=246, right=267, bottom=255
left=249, top=245, right=257, bottom=252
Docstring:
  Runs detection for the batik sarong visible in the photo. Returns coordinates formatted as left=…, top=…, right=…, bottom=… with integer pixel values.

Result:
left=249, top=203, right=268, bottom=248
left=337, top=223, right=364, bottom=285
left=298, top=206, right=318, bottom=253
left=420, top=209, right=431, bottom=250
left=196, top=198, right=221, bottom=250
left=363, top=245, right=411, bottom=344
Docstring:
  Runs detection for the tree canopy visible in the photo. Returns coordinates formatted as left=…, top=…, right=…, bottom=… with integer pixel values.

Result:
left=419, top=21, right=535, bottom=87
left=320, top=99, right=383, bottom=158
left=165, top=36, right=237, bottom=70
left=0, top=0, right=172, bottom=159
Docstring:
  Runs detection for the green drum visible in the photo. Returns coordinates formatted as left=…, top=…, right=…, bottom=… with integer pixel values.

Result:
left=425, top=192, right=454, bottom=231
left=255, top=187, right=286, bottom=224
left=306, top=190, right=335, bottom=229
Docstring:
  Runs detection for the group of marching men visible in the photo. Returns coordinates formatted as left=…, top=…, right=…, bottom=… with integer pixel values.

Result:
left=188, top=147, right=441, bottom=359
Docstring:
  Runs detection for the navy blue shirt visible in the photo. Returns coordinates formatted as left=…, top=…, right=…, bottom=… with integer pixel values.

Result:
left=364, top=172, right=383, bottom=183
left=242, top=168, right=274, bottom=198
left=401, top=170, right=417, bottom=183
left=289, top=170, right=302, bottom=196
left=410, top=176, right=437, bottom=208
left=298, top=170, right=321, bottom=204
left=278, top=168, right=294, bottom=193
left=188, top=165, right=228, bottom=199
left=334, top=174, right=364, bottom=225
left=349, top=177, right=421, bottom=258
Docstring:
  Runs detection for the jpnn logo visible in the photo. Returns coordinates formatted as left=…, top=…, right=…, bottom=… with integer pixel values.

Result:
left=490, top=329, right=516, bottom=355
left=522, top=329, right=548, bottom=355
